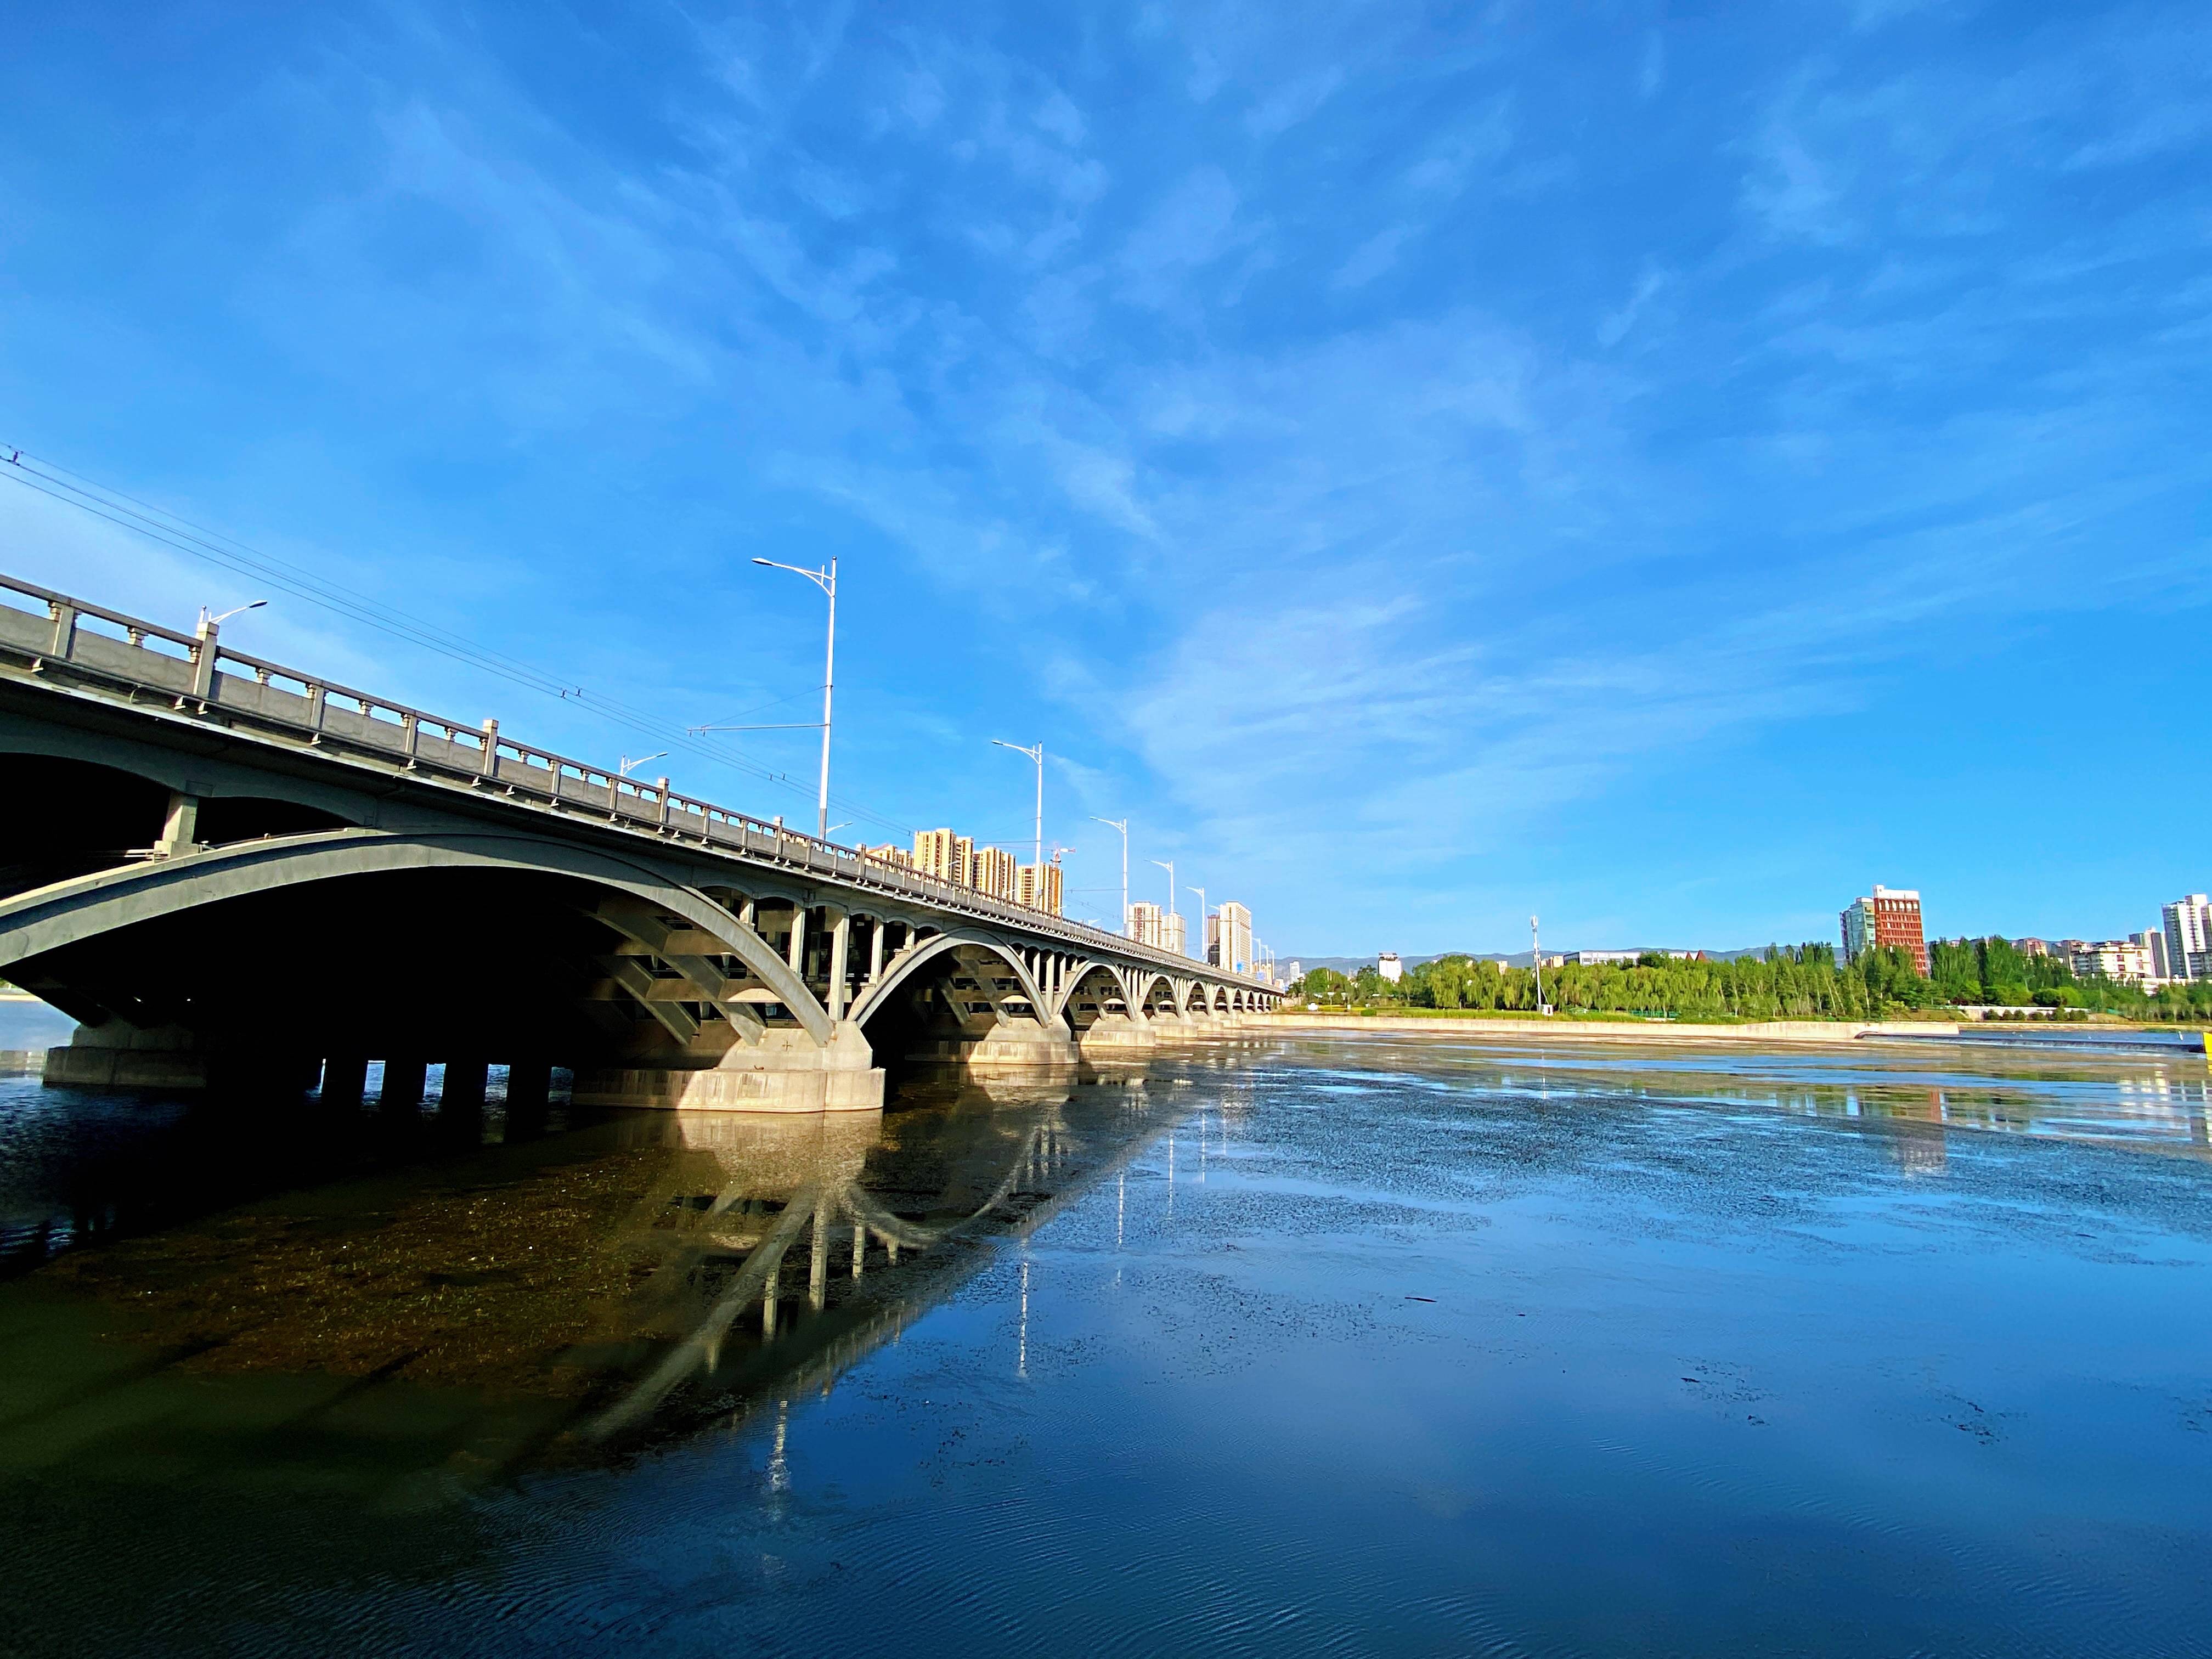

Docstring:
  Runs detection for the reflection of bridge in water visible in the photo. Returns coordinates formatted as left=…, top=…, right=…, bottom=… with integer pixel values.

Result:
left=0, top=572, right=1280, bottom=1115
left=9, top=1070, right=1194, bottom=1488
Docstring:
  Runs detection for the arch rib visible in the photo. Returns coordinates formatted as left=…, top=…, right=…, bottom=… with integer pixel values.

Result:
left=0, top=826, right=837, bottom=1044
left=844, top=927, right=1060, bottom=1034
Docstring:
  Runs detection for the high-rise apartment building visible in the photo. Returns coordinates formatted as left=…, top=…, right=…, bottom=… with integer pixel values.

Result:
left=2162, top=894, right=2211, bottom=981
left=1017, top=857, right=1063, bottom=916
left=969, top=845, right=1018, bottom=902
left=1841, top=886, right=1928, bottom=974
left=912, top=829, right=974, bottom=886
left=1207, top=901, right=1255, bottom=975
left=1127, top=901, right=1187, bottom=954
left=2132, top=928, right=2172, bottom=981
left=860, top=843, right=911, bottom=870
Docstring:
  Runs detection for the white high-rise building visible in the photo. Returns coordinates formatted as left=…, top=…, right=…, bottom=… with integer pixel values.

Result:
left=2133, top=928, right=2171, bottom=982
left=1376, top=952, right=1404, bottom=983
left=1207, top=901, right=1254, bottom=975
left=1127, top=901, right=1188, bottom=956
left=2163, top=894, right=2211, bottom=980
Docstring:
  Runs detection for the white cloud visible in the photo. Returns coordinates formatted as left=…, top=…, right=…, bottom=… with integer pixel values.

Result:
left=1246, top=67, right=1344, bottom=137
left=1332, top=223, right=1415, bottom=290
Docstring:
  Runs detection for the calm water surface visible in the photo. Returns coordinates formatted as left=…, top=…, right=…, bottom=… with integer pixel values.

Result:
left=4, top=1029, right=2211, bottom=1657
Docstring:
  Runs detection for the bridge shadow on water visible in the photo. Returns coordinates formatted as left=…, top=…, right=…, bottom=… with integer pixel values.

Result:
left=0, top=1061, right=1173, bottom=1504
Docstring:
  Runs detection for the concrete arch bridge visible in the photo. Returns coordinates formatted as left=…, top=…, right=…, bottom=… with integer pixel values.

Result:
left=0, top=572, right=1279, bottom=1111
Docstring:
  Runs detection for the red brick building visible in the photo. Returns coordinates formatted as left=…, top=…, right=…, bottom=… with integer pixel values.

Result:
left=1841, top=886, right=1928, bottom=975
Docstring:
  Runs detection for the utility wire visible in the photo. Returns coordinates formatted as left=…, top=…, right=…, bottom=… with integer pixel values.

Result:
left=0, top=444, right=919, bottom=838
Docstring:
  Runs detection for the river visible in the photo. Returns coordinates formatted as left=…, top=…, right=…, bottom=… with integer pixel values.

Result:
left=4, top=1026, right=2209, bottom=1655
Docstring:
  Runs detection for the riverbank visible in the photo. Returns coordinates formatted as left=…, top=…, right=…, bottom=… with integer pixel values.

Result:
left=1256, top=1011, right=2210, bottom=1054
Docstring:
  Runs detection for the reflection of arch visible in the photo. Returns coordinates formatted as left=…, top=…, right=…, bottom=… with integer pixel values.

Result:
left=0, top=826, right=834, bottom=1043
left=590, top=1103, right=1070, bottom=1440
left=845, top=927, right=1057, bottom=1032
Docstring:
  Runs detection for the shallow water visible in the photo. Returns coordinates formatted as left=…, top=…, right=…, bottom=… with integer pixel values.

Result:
left=4, top=1030, right=2210, bottom=1656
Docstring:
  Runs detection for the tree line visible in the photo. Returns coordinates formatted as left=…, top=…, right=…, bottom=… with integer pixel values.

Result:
left=1292, top=941, right=2212, bottom=1023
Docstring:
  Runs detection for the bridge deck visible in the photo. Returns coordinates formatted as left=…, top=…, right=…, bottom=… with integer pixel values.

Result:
left=0, top=571, right=1265, bottom=992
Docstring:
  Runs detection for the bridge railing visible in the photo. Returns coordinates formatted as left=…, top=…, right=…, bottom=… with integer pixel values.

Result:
left=0, top=571, right=1269, bottom=988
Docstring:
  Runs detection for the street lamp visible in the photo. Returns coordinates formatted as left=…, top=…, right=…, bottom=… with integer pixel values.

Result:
left=198, top=599, right=267, bottom=630
left=1092, top=816, right=1128, bottom=936
left=618, top=751, right=668, bottom=777
left=1149, top=858, right=1176, bottom=951
left=993, top=739, right=1043, bottom=869
left=1188, top=885, right=1207, bottom=965
left=1531, top=915, right=1547, bottom=1015
left=731, top=556, right=836, bottom=839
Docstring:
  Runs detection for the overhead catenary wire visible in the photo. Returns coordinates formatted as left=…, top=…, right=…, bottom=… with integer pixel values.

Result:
left=0, top=444, right=919, bottom=838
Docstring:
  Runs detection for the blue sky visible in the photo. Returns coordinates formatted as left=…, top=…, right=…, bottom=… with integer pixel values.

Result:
left=2, top=2, right=2205, bottom=957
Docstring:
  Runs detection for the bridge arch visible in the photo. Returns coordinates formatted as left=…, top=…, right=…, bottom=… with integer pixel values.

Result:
left=844, top=927, right=1058, bottom=1036
left=1049, top=960, right=1129, bottom=1030
left=1127, top=970, right=1178, bottom=1021
left=0, top=825, right=837, bottom=1046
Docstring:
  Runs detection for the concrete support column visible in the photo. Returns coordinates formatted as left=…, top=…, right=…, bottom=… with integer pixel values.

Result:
left=442, top=1059, right=489, bottom=1111
left=763, top=1259, right=782, bottom=1338
left=440, top=1060, right=488, bottom=1140
left=321, top=1056, right=368, bottom=1109
left=739, top=898, right=757, bottom=929
left=867, top=918, right=885, bottom=983
left=380, top=1058, right=427, bottom=1114
left=155, top=791, right=201, bottom=857
left=786, top=905, right=808, bottom=974
left=504, top=1060, right=551, bottom=1137
left=827, top=911, right=851, bottom=1019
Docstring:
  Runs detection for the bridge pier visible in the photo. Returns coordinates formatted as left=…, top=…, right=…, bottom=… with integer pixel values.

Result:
left=906, top=1020, right=1080, bottom=1074
left=42, top=1022, right=208, bottom=1091
left=380, top=1058, right=428, bottom=1114
left=320, top=1054, right=369, bottom=1109
left=1075, top=1010, right=1157, bottom=1059
left=572, top=1023, right=884, bottom=1114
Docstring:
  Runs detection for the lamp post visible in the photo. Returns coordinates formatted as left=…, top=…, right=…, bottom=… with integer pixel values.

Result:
left=618, top=751, right=668, bottom=777
left=1188, top=886, right=1207, bottom=966
left=1531, top=915, right=1547, bottom=1015
left=1149, top=859, right=1176, bottom=952
left=1092, top=817, right=1128, bottom=936
left=744, top=556, right=837, bottom=840
left=993, top=740, right=1043, bottom=869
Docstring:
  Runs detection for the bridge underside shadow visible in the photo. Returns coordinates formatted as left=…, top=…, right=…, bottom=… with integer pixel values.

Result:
left=15, top=867, right=724, bottom=1093
left=0, top=763, right=1273, bottom=1114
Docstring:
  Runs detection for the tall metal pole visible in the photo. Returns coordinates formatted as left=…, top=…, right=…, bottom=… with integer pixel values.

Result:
left=1531, top=915, right=1544, bottom=1014
left=1093, top=817, right=1128, bottom=935
left=749, top=556, right=838, bottom=841
left=993, top=740, right=1043, bottom=871
left=1150, top=859, right=1176, bottom=950
left=1188, top=887, right=1207, bottom=964
left=816, top=557, right=836, bottom=842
